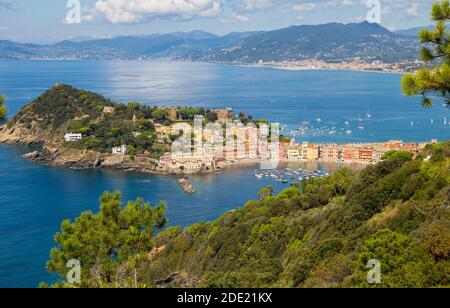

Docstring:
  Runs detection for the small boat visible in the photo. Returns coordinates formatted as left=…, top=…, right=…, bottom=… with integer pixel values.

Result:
left=301, top=120, right=311, bottom=126
left=367, top=111, right=373, bottom=118
left=345, top=130, right=352, bottom=135
left=358, top=125, right=365, bottom=130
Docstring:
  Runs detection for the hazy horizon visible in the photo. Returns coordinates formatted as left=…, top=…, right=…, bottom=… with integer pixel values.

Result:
left=0, top=0, right=439, bottom=44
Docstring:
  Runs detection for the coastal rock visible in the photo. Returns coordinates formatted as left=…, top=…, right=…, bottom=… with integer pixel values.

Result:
left=178, top=178, right=197, bottom=194
left=102, top=155, right=125, bottom=167
left=0, top=122, right=59, bottom=146
left=155, top=271, right=199, bottom=288
left=22, top=151, right=40, bottom=159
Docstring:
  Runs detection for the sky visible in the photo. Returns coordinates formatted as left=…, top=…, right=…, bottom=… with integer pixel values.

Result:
left=0, top=0, right=440, bottom=43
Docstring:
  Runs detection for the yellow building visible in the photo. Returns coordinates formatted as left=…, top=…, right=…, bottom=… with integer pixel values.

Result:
left=155, top=124, right=172, bottom=137
left=285, top=147, right=301, bottom=160
left=306, top=144, right=319, bottom=160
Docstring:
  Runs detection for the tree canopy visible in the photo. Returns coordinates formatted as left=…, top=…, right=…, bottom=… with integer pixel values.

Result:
left=46, top=192, right=167, bottom=288
left=402, top=0, right=450, bottom=107
left=0, top=95, right=7, bottom=121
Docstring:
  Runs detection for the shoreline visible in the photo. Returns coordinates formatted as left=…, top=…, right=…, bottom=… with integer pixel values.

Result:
left=0, top=58, right=409, bottom=75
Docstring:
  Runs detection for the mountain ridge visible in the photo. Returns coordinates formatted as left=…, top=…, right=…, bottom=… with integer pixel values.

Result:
left=0, top=22, right=420, bottom=63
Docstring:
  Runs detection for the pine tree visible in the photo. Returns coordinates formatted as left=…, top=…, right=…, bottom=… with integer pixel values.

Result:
left=402, top=0, right=450, bottom=107
left=0, top=95, right=7, bottom=120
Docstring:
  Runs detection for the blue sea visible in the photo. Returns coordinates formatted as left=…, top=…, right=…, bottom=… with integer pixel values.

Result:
left=0, top=60, right=449, bottom=288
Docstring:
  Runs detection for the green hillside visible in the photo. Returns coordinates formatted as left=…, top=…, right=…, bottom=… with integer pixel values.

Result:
left=46, top=143, right=450, bottom=288
left=142, top=144, right=450, bottom=288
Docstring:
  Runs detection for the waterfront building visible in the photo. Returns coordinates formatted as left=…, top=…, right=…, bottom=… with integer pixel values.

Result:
left=166, top=108, right=178, bottom=121
left=384, top=140, right=403, bottom=150
left=64, top=133, right=82, bottom=142
left=343, top=145, right=357, bottom=162
left=285, top=147, right=301, bottom=160
left=320, top=144, right=340, bottom=161
left=214, top=108, right=233, bottom=124
left=399, top=144, right=420, bottom=158
left=102, top=106, right=115, bottom=114
left=112, top=145, right=127, bottom=155
left=159, top=153, right=173, bottom=165
left=301, top=142, right=309, bottom=160
left=358, top=148, right=373, bottom=162
left=306, top=144, right=319, bottom=160
left=372, top=147, right=386, bottom=161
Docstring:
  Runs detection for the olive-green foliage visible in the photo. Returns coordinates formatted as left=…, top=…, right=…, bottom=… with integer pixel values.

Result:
left=345, top=229, right=446, bottom=288
left=46, top=191, right=167, bottom=288
left=402, top=0, right=450, bottom=107
left=382, top=150, right=413, bottom=162
left=137, top=142, right=450, bottom=288
left=9, top=84, right=175, bottom=155
left=0, top=95, right=7, bottom=121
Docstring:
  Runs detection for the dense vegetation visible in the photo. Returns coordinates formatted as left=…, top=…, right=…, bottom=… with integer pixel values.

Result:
left=9, top=84, right=236, bottom=158
left=402, top=0, right=450, bottom=107
left=0, top=95, right=7, bottom=121
left=43, top=192, right=167, bottom=288
left=46, top=143, right=450, bottom=288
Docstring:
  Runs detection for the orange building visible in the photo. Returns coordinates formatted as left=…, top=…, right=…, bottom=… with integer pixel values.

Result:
left=358, top=149, right=373, bottom=161
left=320, top=144, right=340, bottom=161
left=342, top=145, right=357, bottom=161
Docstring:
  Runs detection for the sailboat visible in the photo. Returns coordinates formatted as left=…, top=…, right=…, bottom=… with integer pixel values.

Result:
left=367, top=110, right=373, bottom=119
left=301, top=119, right=311, bottom=126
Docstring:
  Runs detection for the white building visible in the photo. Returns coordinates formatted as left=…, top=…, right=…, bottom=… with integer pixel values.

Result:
left=112, top=145, right=127, bottom=155
left=64, top=133, right=82, bottom=142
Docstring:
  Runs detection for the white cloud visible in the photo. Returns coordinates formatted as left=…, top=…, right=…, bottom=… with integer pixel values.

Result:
left=93, top=0, right=222, bottom=24
left=239, top=0, right=272, bottom=11
left=231, top=11, right=250, bottom=22
left=406, top=3, right=420, bottom=17
left=341, top=0, right=353, bottom=7
left=84, top=0, right=436, bottom=25
left=293, top=3, right=317, bottom=12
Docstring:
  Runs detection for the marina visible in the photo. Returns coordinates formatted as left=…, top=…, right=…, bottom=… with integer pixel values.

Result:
left=253, top=168, right=331, bottom=185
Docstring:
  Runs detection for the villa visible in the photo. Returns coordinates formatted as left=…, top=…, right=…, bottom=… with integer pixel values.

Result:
left=103, top=106, right=115, bottom=114
left=64, top=133, right=82, bottom=142
left=112, top=145, right=127, bottom=155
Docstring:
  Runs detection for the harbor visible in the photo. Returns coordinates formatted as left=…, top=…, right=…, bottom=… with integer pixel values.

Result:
left=253, top=167, right=331, bottom=185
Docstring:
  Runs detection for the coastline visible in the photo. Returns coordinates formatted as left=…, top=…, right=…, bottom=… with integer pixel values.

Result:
left=0, top=58, right=409, bottom=75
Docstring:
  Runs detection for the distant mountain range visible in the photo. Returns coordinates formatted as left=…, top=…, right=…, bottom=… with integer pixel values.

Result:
left=0, top=22, right=426, bottom=63
left=394, top=26, right=434, bottom=37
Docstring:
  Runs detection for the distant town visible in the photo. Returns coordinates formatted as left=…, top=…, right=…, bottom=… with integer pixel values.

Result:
left=64, top=105, right=436, bottom=174
left=253, top=59, right=423, bottom=74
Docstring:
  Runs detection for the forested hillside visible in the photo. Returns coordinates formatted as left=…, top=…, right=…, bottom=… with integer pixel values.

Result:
left=46, top=143, right=450, bottom=288
left=140, top=144, right=450, bottom=288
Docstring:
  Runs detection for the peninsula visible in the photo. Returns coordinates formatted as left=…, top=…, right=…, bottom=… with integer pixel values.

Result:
left=0, top=84, right=436, bottom=178
left=0, top=84, right=254, bottom=176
